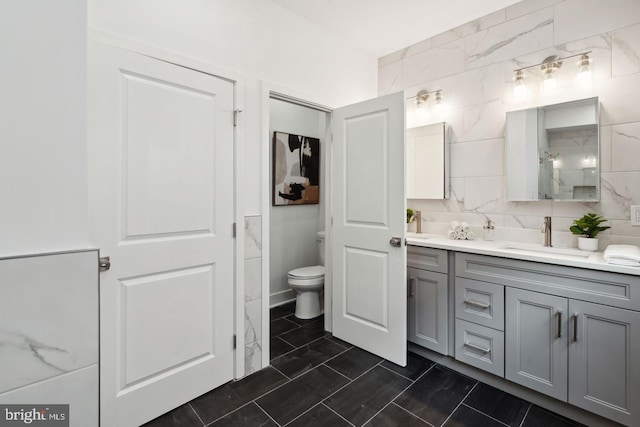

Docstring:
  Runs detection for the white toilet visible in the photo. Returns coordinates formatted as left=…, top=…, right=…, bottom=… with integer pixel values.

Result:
left=288, top=231, right=325, bottom=319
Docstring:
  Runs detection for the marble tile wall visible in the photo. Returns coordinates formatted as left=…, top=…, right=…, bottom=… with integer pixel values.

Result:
left=0, top=250, right=99, bottom=426
left=244, top=215, right=263, bottom=375
left=379, top=0, right=640, bottom=249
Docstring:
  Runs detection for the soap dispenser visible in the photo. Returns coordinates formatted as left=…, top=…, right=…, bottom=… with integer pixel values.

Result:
left=483, top=219, right=495, bottom=241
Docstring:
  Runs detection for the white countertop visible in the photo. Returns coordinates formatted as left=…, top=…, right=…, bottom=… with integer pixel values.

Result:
left=406, top=233, right=640, bottom=277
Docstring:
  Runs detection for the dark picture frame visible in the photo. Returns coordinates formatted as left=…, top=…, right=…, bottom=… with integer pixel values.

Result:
left=272, top=131, right=320, bottom=206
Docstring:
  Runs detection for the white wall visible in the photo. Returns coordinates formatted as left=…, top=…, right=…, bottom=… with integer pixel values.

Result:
left=269, top=98, right=327, bottom=305
left=88, top=0, right=378, bottom=215
left=0, top=0, right=88, bottom=257
left=380, top=0, right=640, bottom=248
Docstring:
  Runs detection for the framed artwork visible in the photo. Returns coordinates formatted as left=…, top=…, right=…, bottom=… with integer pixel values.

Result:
left=272, top=131, right=320, bottom=206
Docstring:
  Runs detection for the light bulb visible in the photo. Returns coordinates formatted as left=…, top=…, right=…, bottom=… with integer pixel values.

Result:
left=434, top=91, right=444, bottom=113
left=543, top=74, right=557, bottom=92
left=576, top=54, right=592, bottom=88
left=416, top=106, right=428, bottom=122
left=513, top=70, right=527, bottom=99
left=541, top=55, right=561, bottom=93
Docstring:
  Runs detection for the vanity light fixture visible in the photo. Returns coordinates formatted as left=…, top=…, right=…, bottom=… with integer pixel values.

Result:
left=414, top=89, right=442, bottom=108
left=410, top=89, right=444, bottom=122
left=414, top=89, right=443, bottom=109
left=512, top=51, right=591, bottom=95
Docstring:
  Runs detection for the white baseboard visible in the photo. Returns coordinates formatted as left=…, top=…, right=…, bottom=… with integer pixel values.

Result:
left=269, top=289, right=296, bottom=308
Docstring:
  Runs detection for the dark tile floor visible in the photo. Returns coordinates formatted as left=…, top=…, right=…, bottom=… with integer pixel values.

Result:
left=144, top=302, right=586, bottom=427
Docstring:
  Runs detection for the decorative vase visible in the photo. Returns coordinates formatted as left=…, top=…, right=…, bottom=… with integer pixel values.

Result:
left=577, top=237, right=599, bottom=251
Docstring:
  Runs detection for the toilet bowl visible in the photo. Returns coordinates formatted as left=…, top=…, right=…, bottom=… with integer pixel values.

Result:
left=288, top=265, right=325, bottom=319
left=288, top=232, right=325, bottom=319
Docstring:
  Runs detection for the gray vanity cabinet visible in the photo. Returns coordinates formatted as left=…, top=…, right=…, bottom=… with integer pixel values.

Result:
left=505, top=288, right=568, bottom=400
left=506, top=289, right=640, bottom=426
left=407, top=246, right=448, bottom=355
left=456, top=252, right=640, bottom=426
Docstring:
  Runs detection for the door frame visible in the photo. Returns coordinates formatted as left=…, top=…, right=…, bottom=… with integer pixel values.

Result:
left=88, top=30, right=247, bottom=379
left=260, top=82, right=334, bottom=367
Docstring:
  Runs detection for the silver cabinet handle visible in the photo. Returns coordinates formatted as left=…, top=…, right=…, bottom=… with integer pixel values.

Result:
left=389, top=237, right=402, bottom=247
left=464, top=299, right=490, bottom=309
left=407, top=277, right=416, bottom=297
left=557, top=310, right=563, bottom=338
left=464, top=341, right=490, bottom=353
left=573, top=313, right=579, bottom=342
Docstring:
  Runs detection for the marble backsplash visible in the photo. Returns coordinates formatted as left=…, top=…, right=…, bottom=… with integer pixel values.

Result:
left=379, top=0, right=640, bottom=249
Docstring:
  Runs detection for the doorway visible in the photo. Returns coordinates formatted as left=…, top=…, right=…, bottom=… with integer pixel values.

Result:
left=268, top=94, right=332, bottom=326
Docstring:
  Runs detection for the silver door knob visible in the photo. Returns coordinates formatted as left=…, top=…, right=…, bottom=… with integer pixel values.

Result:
left=389, top=237, right=402, bottom=247
left=99, top=256, right=111, bottom=272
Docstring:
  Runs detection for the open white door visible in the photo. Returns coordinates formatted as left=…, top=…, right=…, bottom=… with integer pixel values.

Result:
left=332, top=92, right=406, bottom=366
left=88, top=41, right=235, bottom=427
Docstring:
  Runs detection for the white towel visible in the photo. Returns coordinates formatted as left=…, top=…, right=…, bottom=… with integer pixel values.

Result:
left=466, top=230, right=475, bottom=240
left=461, top=222, right=471, bottom=233
left=456, top=230, right=467, bottom=240
left=451, top=221, right=462, bottom=233
left=604, top=245, right=640, bottom=267
left=447, top=229, right=457, bottom=240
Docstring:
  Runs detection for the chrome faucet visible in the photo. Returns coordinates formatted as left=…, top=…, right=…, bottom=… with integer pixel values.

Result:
left=415, top=211, right=422, bottom=234
left=542, top=216, right=552, bottom=247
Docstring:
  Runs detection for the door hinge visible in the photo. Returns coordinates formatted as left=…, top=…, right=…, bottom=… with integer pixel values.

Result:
left=233, top=109, right=242, bottom=127
left=99, top=256, right=111, bottom=272
left=232, top=222, right=237, bottom=238
left=233, top=335, right=237, bottom=349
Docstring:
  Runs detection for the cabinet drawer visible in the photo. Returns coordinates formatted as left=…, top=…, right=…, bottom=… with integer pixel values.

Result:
left=455, top=319, right=504, bottom=377
left=455, top=252, right=639, bottom=311
left=455, top=278, right=504, bottom=330
left=407, top=246, right=447, bottom=273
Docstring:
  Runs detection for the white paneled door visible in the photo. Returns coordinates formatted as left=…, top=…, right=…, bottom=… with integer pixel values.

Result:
left=88, top=41, right=235, bottom=427
left=332, top=92, right=407, bottom=366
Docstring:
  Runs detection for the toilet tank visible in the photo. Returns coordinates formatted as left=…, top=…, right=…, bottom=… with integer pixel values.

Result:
left=317, top=231, right=326, bottom=265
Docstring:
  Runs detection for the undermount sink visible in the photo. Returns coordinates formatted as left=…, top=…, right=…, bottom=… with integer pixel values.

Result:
left=499, top=243, right=591, bottom=259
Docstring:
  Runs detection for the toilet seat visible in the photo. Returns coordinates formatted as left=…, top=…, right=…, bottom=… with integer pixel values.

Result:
left=288, top=265, right=325, bottom=279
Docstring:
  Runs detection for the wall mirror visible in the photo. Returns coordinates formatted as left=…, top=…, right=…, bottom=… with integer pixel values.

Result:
left=506, top=97, right=599, bottom=201
left=407, top=122, right=449, bottom=199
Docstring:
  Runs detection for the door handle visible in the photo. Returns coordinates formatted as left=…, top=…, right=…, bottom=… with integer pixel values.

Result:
left=99, top=256, right=111, bottom=272
left=407, top=277, right=416, bottom=297
left=573, top=313, right=579, bottom=342
left=557, top=310, right=563, bottom=338
left=389, top=237, right=402, bottom=247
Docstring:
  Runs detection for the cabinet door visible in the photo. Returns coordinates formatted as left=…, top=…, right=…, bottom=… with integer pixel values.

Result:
left=407, top=267, right=448, bottom=355
left=569, top=300, right=640, bottom=426
left=505, top=288, right=568, bottom=401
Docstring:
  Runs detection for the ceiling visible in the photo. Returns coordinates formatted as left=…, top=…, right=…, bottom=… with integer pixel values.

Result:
left=268, top=0, right=524, bottom=57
